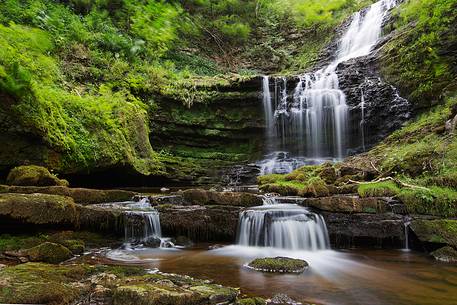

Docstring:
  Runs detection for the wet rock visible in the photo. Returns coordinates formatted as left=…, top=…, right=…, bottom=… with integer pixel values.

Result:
left=158, top=205, right=241, bottom=242
left=174, top=235, right=194, bottom=248
left=430, top=246, right=457, bottom=263
left=0, top=184, right=136, bottom=204
left=322, top=212, right=405, bottom=248
left=0, top=193, right=77, bottom=227
left=237, top=297, right=267, bottom=305
left=6, top=165, right=69, bottom=187
left=143, top=236, right=162, bottom=248
left=21, top=242, right=73, bottom=264
left=76, top=205, right=124, bottom=235
left=248, top=257, right=308, bottom=273
left=267, top=293, right=302, bottom=305
left=182, top=189, right=262, bottom=207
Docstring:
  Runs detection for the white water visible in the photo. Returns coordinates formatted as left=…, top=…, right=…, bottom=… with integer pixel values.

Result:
left=360, top=88, right=366, bottom=152
left=236, top=204, right=330, bottom=251
left=260, top=0, right=397, bottom=173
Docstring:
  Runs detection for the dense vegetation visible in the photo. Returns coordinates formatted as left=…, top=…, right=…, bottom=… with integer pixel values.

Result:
left=0, top=0, right=374, bottom=177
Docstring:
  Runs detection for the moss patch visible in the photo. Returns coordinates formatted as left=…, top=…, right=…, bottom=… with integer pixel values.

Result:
left=6, top=165, right=68, bottom=187
left=358, top=181, right=401, bottom=198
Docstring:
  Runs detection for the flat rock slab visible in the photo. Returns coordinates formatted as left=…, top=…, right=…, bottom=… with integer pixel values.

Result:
left=0, top=185, right=136, bottom=205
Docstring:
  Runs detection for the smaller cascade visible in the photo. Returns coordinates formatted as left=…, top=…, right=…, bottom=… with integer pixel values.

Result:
left=236, top=204, right=330, bottom=251
left=403, top=216, right=412, bottom=251
left=360, top=88, right=366, bottom=152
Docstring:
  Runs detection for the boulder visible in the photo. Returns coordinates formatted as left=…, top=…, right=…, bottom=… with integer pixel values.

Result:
left=182, top=189, right=262, bottom=207
left=21, top=242, right=73, bottom=264
left=267, top=293, right=302, bottom=305
left=6, top=165, right=69, bottom=187
left=0, top=193, right=77, bottom=226
left=248, top=257, right=308, bottom=273
left=410, top=219, right=457, bottom=249
left=430, top=246, right=457, bottom=263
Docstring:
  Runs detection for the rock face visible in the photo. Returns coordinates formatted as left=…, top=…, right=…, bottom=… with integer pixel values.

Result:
left=158, top=204, right=241, bottom=242
left=151, top=77, right=264, bottom=185
left=6, top=165, right=69, bottom=187
left=322, top=211, right=405, bottom=248
left=302, top=196, right=390, bottom=214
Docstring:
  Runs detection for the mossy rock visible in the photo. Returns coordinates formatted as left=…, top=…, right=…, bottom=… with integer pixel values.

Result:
left=0, top=193, right=78, bottom=226
left=247, top=257, right=308, bottom=273
left=410, top=219, right=457, bottom=248
left=0, top=262, right=90, bottom=305
left=6, top=165, right=69, bottom=187
left=0, top=185, right=136, bottom=204
left=430, top=246, right=457, bottom=263
left=112, top=274, right=239, bottom=305
left=237, top=297, right=266, bottom=305
left=182, top=189, right=262, bottom=207
left=22, top=242, right=73, bottom=263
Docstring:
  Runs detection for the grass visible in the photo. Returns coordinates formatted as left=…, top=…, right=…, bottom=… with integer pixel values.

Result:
left=358, top=181, right=401, bottom=198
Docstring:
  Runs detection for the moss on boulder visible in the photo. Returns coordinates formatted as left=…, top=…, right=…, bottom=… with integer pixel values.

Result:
left=6, top=165, right=69, bottom=187
left=21, top=242, right=73, bottom=263
left=181, top=189, right=262, bottom=207
left=0, top=193, right=77, bottom=226
left=410, top=219, right=457, bottom=248
left=247, top=257, right=308, bottom=273
left=0, top=262, right=90, bottom=305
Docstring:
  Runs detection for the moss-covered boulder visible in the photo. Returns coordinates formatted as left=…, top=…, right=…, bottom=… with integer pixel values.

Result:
left=237, top=297, right=266, bottom=305
left=0, top=263, right=90, bottom=305
left=6, top=165, right=69, bottom=187
left=21, top=242, right=73, bottom=263
left=430, top=246, right=457, bottom=263
left=247, top=257, right=308, bottom=273
left=0, top=193, right=77, bottom=226
left=182, top=189, right=262, bottom=207
left=302, top=196, right=388, bottom=213
left=410, top=219, right=457, bottom=248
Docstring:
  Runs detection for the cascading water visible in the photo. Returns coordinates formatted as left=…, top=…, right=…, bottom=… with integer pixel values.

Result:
left=260, top=0, right=398, bottom=173
left=360, top=88, right=366, bottom=152
left=236, top=204, right=330, bottom=251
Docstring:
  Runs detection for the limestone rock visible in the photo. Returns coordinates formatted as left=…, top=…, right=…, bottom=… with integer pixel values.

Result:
left=182, top=189, right=262, bottom=207
left=431, top=246, right=457, bottom=263
left=21, top=242, right=73, bottom=264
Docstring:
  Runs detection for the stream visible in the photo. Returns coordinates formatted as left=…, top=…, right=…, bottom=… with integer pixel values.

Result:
left=103, top=246, right=457, bottom=305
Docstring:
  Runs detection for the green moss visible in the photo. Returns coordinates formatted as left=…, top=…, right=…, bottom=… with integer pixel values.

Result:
left=22, top=242, right=73, bottom=263
left=358, top=181, right=401, bottom=198
left=248, top=257, right=308, bottom=273
left=398, top=186, right=457, bottom=217
left=237, top=297, right=266, bottom=305
left=6, top=165, right=68, bottom=187
left=410, top=219, right=457, bottom=248
left=0, top=262, right=90, bottom=305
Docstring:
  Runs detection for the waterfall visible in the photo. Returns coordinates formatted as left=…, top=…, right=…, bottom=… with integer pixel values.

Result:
left=403, top=216, right=411, bottom=251
left=360, top=88, right=366, bottom=152
left=236, top=204, right=330, bottom=251
left=260, top=0, right=398, bottom=172
left=124, top=210, right=162, bottom=243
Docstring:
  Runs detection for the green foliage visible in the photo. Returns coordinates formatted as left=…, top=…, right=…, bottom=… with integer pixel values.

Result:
left=398, top=186, right=457, bottom=217
left=382, top=0, right=457, bottom=105
left=358, top=181, right=400, bottom=197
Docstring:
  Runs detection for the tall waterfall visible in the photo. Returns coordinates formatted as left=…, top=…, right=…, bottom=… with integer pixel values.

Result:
left=236, top=204, right=330, bottom=251
left=260, top=0, right=397, bottom=173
